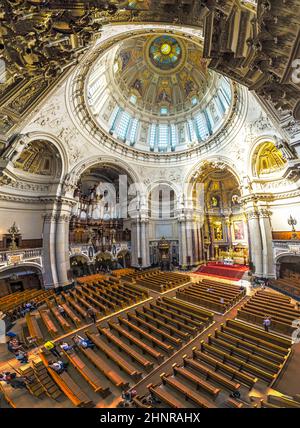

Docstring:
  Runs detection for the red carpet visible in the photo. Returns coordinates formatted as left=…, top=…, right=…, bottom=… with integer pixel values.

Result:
left=195, top=262, right=248, bottom=281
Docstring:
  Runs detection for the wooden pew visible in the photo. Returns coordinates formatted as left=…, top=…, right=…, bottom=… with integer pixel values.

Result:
left=118, top=316, right=174, bottom=354
left=151, top=302, right=203, bottom=329
left=25, top=312, right=44, bottom=344
left=173, top=364, right=221, bottom=398
left=192, top=348, right=258, bottom=390
left=208, top=334, right=280, bottom=373
left=108, top=320, right=164, bottom=362
left=221, top=324, right=289, bottom=356
left=86, top=331, right=142, bottom=381
left=39, top=351, right=94, bottom=407
left=80, top=347, right=129, bottom=390
left=132, top=396, right=152, bottom=408
left=160, top=373, right=217, bottom=408
left=146, top=304, right=198, bottom=334
left=98, top=327, right=154, bottom=372
left=227, top=398, right=244, bottom=408
left=215, top=330, right=285, bottom=364
left=183, top=356, right=241, bottom=392
left=157, top=298, right=212, bottom=324
left=147, top=383, right=184, bottom=408
left=50, top=305, right=72, bottom=332
left=62, top=349, right=111, bottom=396
left=63, top=293, right=88, bottom=319
left=200, top=341, right=276, bottom=384
left=127, top=312, right=182, bottom=347
left=267, top=394, right=300, bottom=408
left=39, top=309, right=59, bottom=338
left=226, top=319, right=292, bottom=349
left=136, top=308, right=191, bottom=340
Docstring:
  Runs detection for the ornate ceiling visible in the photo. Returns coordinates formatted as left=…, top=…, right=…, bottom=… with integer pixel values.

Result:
left=254, top=141, right=287, bottom=177
left=0, top=0, right=299, bottom=154
left=86, top=31, right=234, bottom=153
left=13, top=140, right=62, bottom=177
left=111, top=34, right=212, bottom=116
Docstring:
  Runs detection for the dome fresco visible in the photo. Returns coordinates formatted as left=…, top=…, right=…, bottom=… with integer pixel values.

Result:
left=87, top=33, right=234, bottom=153
left=148, top=36, right=183, bottom=71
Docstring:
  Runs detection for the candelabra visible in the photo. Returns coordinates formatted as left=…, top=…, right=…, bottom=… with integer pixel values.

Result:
left=8, top=222, right=20, bottom=251
left=288, top=215, right=298, bottom=240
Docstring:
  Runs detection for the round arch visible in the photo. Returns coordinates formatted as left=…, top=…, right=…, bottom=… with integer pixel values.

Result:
left=18, top=131, right=69, bottom=182
left=183, top=157, right=242, bottom=203
left=69, top=155, right=141, bottom=187
left=248, top=136, right=287, bottom=179
left=0, top=264, right=43, bottom=294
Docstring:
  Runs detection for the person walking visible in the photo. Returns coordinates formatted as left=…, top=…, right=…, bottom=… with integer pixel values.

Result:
left=44, top=340, right=61, bottom=358
left=263, top=316, right=271, bottom=332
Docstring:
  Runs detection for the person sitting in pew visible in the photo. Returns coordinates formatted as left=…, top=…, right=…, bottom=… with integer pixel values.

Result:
left=57, top=305, right=66, bottom=319
left=48, top=360, right=69, bottom=374
left=59, top=341, right=74, bottom=352
left=15, top=350, right=28, bottom=364
left=25, top=302, right=35, bottom=312
left=0, top=372, right=31, bottom=389
left=44, top=341, right=61, bottom=358
left=7, top=338, right=24, bottom=355
left=73, top=334, right=94, bottom=349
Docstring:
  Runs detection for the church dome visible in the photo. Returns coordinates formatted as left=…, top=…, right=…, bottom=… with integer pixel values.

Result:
left=86, top=33, right=234, bottom=153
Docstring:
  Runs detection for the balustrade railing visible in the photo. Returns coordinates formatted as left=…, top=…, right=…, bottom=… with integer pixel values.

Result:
left=0, top=248, right=43, bottom=263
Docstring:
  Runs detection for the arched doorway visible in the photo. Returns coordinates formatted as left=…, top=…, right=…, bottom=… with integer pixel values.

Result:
left=117, top=249, right=131, bottom=268
left=277, top=255, right=300, bottom=282
left=69, top=163, right=135, bottom=254
left=0, top=265, right=42, bottom=298
left=148, top=183, right=179, bottom=267
left=95, top=251, right=113, bottom=272
left=70, top=255, right=90, bottom=278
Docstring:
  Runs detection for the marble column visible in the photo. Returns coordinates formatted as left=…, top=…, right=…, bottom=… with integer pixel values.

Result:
left=42, top=212, right=59, bottom=288
left=246, top=208, right=263, bottom=277
left=259, top=207, right=275, bottom=278
left=55, top=211, right=71, bottom=287
left=140, top=219, right=147, bottom=267
left=130, top=219, right=138, bottom=267
left=186, top=219, right=194, bottom=265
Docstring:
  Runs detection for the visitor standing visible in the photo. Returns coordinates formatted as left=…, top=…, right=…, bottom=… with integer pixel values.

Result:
left=263, top=316, right=271, bottom=332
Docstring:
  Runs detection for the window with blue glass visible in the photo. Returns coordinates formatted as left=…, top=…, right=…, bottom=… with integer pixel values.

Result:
left=160, top=107, right=168, bottom=115
left=116, top=111, right=131, bottom=140
left=191, top=96, right=198, bottom=106
left=128, top=118, right=138, bottom=145
left=170, top=124, right=178, bottom=151
left=148, top=124, right=157, bottom=151
left=158, top=124, right=169, bottom=152
left=195, top=112, right=209, bottom=140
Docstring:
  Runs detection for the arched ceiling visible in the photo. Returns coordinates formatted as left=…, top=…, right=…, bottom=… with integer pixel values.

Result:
left=13, top=140, right=62, bottom=177
left=254, top=141, right=287, bottom=177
